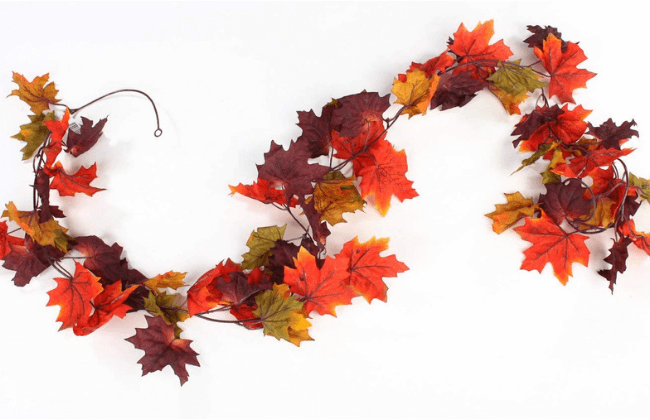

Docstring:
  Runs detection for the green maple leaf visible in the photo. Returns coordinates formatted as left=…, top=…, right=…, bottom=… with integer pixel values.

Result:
left=253, top=284, right=304, bottom=342
left=12, top=113, right=56, bottom=160
left=241, top=225, right=286, bottom=270
left=487, top=59, right=547, bottom=97
left=630, top=173, right=650, bottom=204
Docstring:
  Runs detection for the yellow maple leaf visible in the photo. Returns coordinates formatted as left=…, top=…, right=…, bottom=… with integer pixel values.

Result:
left=391, top=69, right=439, bottom=118
left=3, top=202, right=73, bottom=252
left=488, top=83, right=528, bottom=115
left=311, top=173, right=364, bottom=225
left=485, top=192, right=538, bottom=234
left=9, top=72, right=60, bottom=115
left=144, top=271, right=187, bottom=295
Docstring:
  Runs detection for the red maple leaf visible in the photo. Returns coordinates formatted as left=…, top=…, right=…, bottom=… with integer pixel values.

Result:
left=512, top=104, right=590, bottom=153
left=46, top=261, right=104, bottom=330
left=229, top=177, right=298, bottom=207
left=0, top=220, right=24, bottom=259
left=66, top=116, right=108, bottom=157
left=406, top=51, right=456, bottom=78
left=354, top=138, right=418, bottom=216
left=215, top=268, right=272, bottom=307
left=42, top=108, right=69, bottom=167
left=552, top=147, right=633, bottom=178
left=534, top=34, right=596, bottom=103
left=43, top=162, right=105, bottom=197
left=331, top=91, right=390, bottom=138
left=73, top=281, right=139, bottom=336
left=186, top=259, right=241, bottom=316
left=335, top=237, right=408, bottom=303
left=126, top=316, right=200, bottom=386
left=284, top=247, right=357, bottom=316
left=448, top=20, right=513, bottom=79
left=514, top=212, right=590, bottom=284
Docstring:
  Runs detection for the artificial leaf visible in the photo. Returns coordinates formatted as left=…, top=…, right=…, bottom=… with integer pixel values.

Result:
left=229, top=177, right=298, bottom=207
left=355, top=138, right=418, bottom=216
left=514, top=211, right=590, bottom=284
left=46, top=261, right=103, bottom=330
left=330, top=91, right=390, bottom=138
left=144, top=291, right=190, bottom=326
left=580, top=197, right=616, bottom=228
left=287, top=311, right=313, bottom=347
left=9, top=72, right=60, bottom=115
left=448, top=20, right=513, bottom=78
left=295, top=103, right=338, bottom=158
left=487, top=59, right=547, bottom=97
left=1, top=236, right=64, bottom=287
left=66, top=116, right=108, bottom=157
left=391, top=69, right=439, bottom=118
left=11, top=113, right=56, bottom=160
left=4, top=202, right=74, bottom=252
left=186, top=259, right=241, bottom=316
left=73, top=281, right=139, bottom=336
left=42, top=109, right=70, bottom=167
left=256, top=140, right=329, bottom=200
left=512, top=104, right=590, bottom=153
left=0, top=220, right=24, bottom=260
left=330, top=120, right=386, bottom=162
left=587, top=119, right=638, bottom=150
left=538, top=179, right=592, bottom=225
left=406, top=51, right=455, bottom=78
left=266, top=239, right=301, bottom=283
left=241, top=225, right=286, bottom=270
left=335, top=237, right=408, bottom=303
left=43, top=162, right=105, bottom=197
left=598, top=236, right=632, bottom=292
left=309, top=172, right=364, bottom=225
left=430, top=72, right=487, bottom=110
left=215, top=268, right=272, bottom=306
left=126, top=316, right=200, bottom=386
left=524, top=25, right=568, bottom=52
left=552, top=147, right=633, bottom=178
left=534, top=34, right=596, bottom=103
left=485, top=192, right=538, bottom=234
left=144, top=271, right=187, bottom=294
left=229, top=303, right=263, bottom=330
left=34, top=170, right=54, bottom=222
left=253, top=283, right=304, bottom=342
left=488, top=83, right=529, bottom=115
left=619, top=221, right=650, bottom=256
left=284, top=247, right=357, bottom=316
left=629, top=173, right=650, bottom=204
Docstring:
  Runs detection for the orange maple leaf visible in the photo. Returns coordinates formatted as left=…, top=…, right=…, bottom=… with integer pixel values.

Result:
left=335, top=237, right=408, bottom=303
left=448, top=20, right=513, bottom=79
left=46, top=261, right=104, bottom=330
left=42, top=109, right=70, bottom=167
left=534, top=34, right=596, bottom=103
left=229, top=177, right=298, bottom=207
left=9, top=72, right=60, bottom=115
left=355, top=138, right=418, bottom=216
left=73, top=281, right=139, bottom=336
left=186, top=259, right=241, bottom=316
left=514, top=211, right=590, bottom=284
left=43, top=162, right=105, bottom=197
left=284, top=247, right=357, bottom=316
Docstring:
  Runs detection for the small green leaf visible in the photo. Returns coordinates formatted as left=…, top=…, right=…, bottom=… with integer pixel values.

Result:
left=630, top=173, right=650, bottom=203
left=487, top=59, right=547, bottom=97
left=12, top=113, right=56, bottom=160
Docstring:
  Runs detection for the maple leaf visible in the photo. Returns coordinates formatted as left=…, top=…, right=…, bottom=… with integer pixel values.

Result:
left=144, top=291, right=190, bottom=326
left=514, top=211, right=590, bottom=284
left=284, top=247, right=357, bottom=316
left=487, top=59, right=547, bottom=97
left=299, top=197, right=331, bottom=247
left=331, top=91, right=390, bottom=138
left=43, top=162, right=105, bottom=197
left=330, top=120, right=386, bottom=162
left=11, top=113, right=56, bottom=160
left=430, top=72, right=487, bottom=110
left=619, top=221, right=650, bottom=256
left=629, top=173, right=650, bottom=204
left=241, top=225, right=286, bottom=270
left=598, top=236, right=632, bottom=293
left=488, top=83, right=529, bottom=115
left=267, top=239, right=301, bottom=283
left=534, top=34, right=596, bottom=103
left=73, top=281, right=139, bottom=336
left=391, top=69, right=439, bottom=118
left=287, top=311, right=313, bottom=347
left=512, top=104, right=590, bottom=153
left=66, top=116, right=108, bottom=157
left=0, top=221, right=24, bottom=260
left=126, top=316, right=200, bottom=386
left=309, top=172, right=364, bottom=225
left=335, top=237, right=408, bottom=303
left=587, top=119, right=638, bottom=150
left=256, top=140, right=329, bottom=200
left=42, top=109, right=70, bottom=167
left=34, top=170, right=55, bottom=223
left=253, top=283, right=305, bottom=342
left=524, top=25, right=568, bottom=52
left=485, top=192, right=538, bottom=234
left=448, top=20, right=513, bottom=79
left=354, top=138, right=418, bottom=216
left=215, top=268, right=272, bottom=306
left=9, top=72, right=60, bottom=115
left=144, top=271, right=187, bottom=294
left=538, top=179, right=592, bottom=224
left=230, top=303, right=263, bottom=329
left=229, top=178, right=298, bottom=207
left=407, top=51, right=455, bottom=78
left=552, top=148, right=633, bottom=178
left=295, top=102, right=339, bottom=158
left=4, top=202, right=74, bottom=252
left=46, top=261, right=103, bottom=330
left=186, top=259, right=241, bottom=316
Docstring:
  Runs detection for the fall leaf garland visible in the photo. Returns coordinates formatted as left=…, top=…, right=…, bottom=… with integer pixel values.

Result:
left=2, top=21, right=647, bottom=385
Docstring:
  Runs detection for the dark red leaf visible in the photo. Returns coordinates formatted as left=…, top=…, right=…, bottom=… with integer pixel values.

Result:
left=331, top=91, right=390, bottom=138
left=66, top=116, right=107, bottom=157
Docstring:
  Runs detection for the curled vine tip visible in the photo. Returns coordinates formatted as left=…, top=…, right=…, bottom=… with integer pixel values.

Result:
left=154, top=128, right=163, bottom=137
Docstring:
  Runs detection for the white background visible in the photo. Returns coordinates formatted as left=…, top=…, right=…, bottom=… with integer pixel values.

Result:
left=1, top=2, right=649, bottom=419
